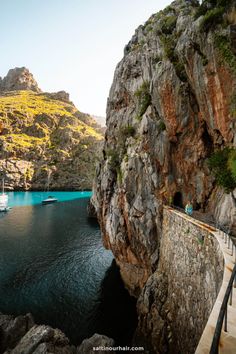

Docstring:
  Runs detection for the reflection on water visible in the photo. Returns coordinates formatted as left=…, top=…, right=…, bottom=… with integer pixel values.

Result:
left=6, top=191, right=92, bottom=207
left=0, top=197, right=137, bottom=345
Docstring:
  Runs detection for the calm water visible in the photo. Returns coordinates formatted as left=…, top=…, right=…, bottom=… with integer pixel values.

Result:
left=6, top=191, right=92, bottom=207
left=0, top=193, right=137, bottom=345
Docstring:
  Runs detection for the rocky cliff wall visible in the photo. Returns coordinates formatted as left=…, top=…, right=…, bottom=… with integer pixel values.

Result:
left=0, top=69, right=104, bottom=190
left=0, top=67, right=41, bottom=93
left=92, top=0, right=236, bottom=295
left=134, top=207, right=224, bottom=354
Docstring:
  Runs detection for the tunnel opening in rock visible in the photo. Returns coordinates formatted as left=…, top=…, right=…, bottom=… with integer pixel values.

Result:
left=173, top=192, right=183, bottom=208
left=201, top=122, right=214, bottom=154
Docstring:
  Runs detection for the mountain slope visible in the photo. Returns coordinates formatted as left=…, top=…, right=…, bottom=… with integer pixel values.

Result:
left=0, top=68, right=103, bottom=190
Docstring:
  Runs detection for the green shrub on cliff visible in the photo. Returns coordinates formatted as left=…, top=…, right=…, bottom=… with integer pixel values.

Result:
left=160, top=15, right=177, bottom=35
left=194, top=3, right=208, bottom=19
left=161, top=35, right=176, bottom=62
left=158, top=121, right=166, bottom=132
left=208, top=148, right=236, bottom=192
left=200, top=7, right=225, bottom=31
left=119, top=125, right=136, bottom=138
left=215, top=35, right=236, bottom=73
left=160, top=35, right=188, bottom=82
left=106, top=149, right=120, bottom=171
left=228, top=150, right=236, bottom=180
left=135, top=81, right=151, bottom=120
left=195, top=0, right=230, bottom=21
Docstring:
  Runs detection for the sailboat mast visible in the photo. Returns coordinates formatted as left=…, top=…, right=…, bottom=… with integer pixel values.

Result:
left=2, top=178, right=4, bottom=194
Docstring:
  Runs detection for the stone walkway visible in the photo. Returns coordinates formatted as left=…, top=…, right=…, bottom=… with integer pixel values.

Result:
left=169, top=207, right=236, bottom=354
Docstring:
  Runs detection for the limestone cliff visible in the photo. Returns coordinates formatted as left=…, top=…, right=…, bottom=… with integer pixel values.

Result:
left=92, top=0, right=236, bottom=354
left=0, top=67, right=41, bottom=93
left=0, top=68, right=104, bottom=190
left=92, top=0, right=236, bottom=352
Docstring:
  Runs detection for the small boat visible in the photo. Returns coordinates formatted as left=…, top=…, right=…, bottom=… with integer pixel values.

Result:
left=0, top=179, right=9, bottom=212
left=42, top=196, right=58, bottom=205
left=42, top=173, right=58, bottom=205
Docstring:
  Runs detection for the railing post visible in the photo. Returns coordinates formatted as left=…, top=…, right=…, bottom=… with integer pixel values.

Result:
left=224, top=306, right=228, bottom=332
left=210, top=262, right=236, bottom=353
left=230, top=287, right=233, bottom=306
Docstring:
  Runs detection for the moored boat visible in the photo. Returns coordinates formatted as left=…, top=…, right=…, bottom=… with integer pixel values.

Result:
left=42, top=196, right=58, bottom=205
left=0, top=179, right=9, bottom=212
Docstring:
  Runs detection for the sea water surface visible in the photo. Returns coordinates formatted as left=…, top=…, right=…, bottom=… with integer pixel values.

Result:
left=6, top=190, right=93, bottom=207
left=0, top=192, right=137, bottom=345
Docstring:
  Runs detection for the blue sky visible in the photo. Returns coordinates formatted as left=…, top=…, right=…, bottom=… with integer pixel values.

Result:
left=0, top=0, right=171, bottom=116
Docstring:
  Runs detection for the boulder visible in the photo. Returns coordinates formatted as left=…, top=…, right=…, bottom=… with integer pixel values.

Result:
left=77, top=334, right=115, bottom=354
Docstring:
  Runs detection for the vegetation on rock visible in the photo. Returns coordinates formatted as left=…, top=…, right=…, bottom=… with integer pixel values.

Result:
left=135, top=81, right=151, bottom=120
left=200, top=7, right=225, bottom=31
left=160, top=15, right=177, bottom=35
left=215, top=35, right=236, bottom=73
left=93, top=0, right=236, bottom=352
left=119, top=125, right=136, bottom=138
left=158, top=121, right=166, bottom=132
left=0, top=89, right=103, bottom=190
left=208, top=148, right=236, bottom=192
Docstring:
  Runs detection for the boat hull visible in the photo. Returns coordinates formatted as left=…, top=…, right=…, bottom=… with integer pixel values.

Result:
left=0, top=207, right=10, bottom=212
left=42, top=199, right=58, bottom=205
left=0, top=194, right=9, bottom=211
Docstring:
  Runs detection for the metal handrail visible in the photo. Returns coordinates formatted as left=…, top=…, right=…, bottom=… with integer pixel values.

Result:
left=210, top=262, right=236, bottom=354
left=168, top=204, right=236, bottom=353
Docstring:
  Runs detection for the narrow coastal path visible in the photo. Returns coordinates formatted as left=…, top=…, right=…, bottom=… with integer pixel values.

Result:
left=166, top=207, right=236, bottom=354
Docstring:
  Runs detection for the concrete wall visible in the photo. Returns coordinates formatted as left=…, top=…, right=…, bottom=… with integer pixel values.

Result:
left=136, top=207, right=224, bottom=354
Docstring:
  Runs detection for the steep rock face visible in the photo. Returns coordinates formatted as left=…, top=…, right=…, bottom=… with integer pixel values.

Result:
left=93, top=0, right=236, bottom=296
left=0, top=67, right=41, bottom=93
left=0, top=70, right=104, bottom=190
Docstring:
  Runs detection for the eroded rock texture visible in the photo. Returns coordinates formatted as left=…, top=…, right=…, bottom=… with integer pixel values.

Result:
left=135, top=208, right=224, bottom=354
left=92, top=0, right=236, bottom=352
left=0, top=312, right=114, bottom=354
left=93, top=0, right=236, bottom=294
left=0, top=68, right=104, bottom=190
left=0, top=67, right=41, bottom=93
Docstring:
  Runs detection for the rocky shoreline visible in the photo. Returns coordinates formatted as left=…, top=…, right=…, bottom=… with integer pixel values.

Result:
left=0, top=312, right=114, bottom=354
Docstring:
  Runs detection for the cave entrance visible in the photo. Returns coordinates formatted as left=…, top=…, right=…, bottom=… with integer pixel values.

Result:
left=173, top=192, right=183, bottom=208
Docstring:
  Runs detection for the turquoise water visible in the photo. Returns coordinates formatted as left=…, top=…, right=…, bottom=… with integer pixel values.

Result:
left=0, top=193, right=137, bottom=345
left=6, top=191, right=92, bottom=207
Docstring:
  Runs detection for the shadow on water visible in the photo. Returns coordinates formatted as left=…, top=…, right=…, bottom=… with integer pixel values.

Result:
left=0, top=197, right=137, bottom=346
left=86, top=259, right=138, bottom=346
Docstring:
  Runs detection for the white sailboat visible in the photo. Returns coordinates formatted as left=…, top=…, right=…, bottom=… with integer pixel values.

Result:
left=0, top=179, right=9, bottom=212
left=42, top=171, right=58, bottom=205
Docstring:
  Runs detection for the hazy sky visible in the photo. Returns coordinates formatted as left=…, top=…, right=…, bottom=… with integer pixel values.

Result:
left=0, top=0, right=171, bottom=116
